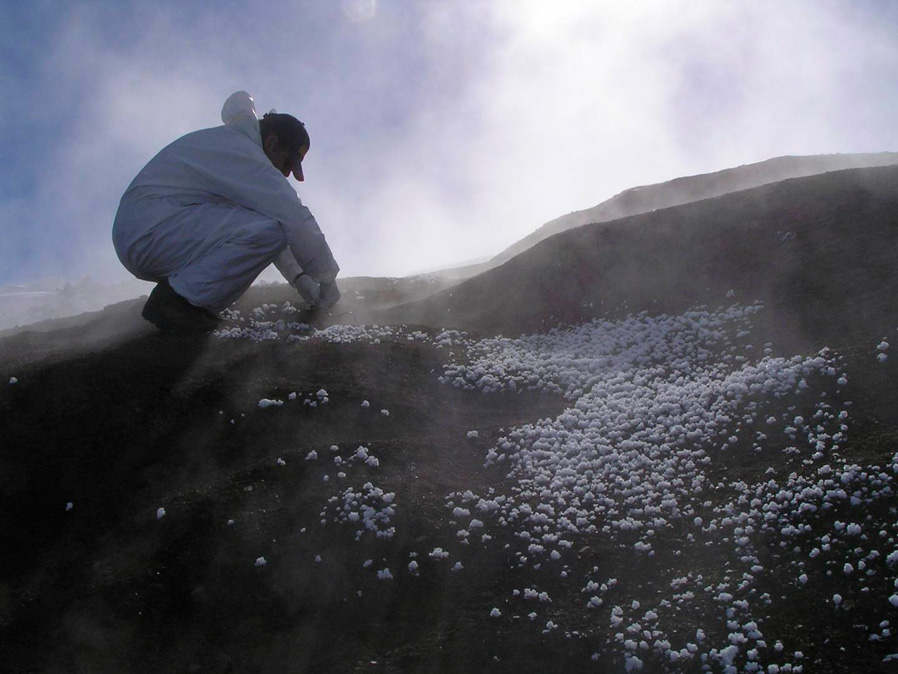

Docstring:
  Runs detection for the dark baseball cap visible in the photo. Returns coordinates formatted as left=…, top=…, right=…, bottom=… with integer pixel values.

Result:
left=264, top=111, right=310, bottom=182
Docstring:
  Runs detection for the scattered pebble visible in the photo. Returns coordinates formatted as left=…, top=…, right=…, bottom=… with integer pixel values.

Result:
left=429, top=547, right=449, bottom=560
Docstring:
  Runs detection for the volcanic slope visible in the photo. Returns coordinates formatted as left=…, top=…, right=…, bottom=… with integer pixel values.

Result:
left=2, top=166, right=898, bottom=673
left=381, top=164, right=898, bottom=346
left=445, top=151, right=898, bottom=279
left=0, top=273, right=456, bottom=370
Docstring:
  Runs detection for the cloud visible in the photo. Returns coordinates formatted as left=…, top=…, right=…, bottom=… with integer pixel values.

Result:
left=457, top=2, right=898, bottom=235
left=314, top=0, right=898, bottom=276
left=4, top=1, right=898, bottom=284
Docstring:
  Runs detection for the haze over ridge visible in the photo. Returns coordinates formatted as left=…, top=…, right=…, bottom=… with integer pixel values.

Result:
left=437, top=152, right=898, bottom=278
left=4, top=151, right=895, bottom=332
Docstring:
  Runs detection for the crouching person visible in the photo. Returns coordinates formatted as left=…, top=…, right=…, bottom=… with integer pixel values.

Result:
left=113, top=91, right=340, bottom=333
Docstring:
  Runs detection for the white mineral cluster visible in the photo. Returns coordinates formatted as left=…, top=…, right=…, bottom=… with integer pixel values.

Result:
left=214, top=303, right=460, bottom=347
left=436, top=303, right=898, bottom=670
left=216, top=299, right=898, bottom=670
left=321, top=480, right=396, bottom=541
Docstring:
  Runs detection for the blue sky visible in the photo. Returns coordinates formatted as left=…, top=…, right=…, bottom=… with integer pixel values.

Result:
left=3, top=1, right=898, bottom=284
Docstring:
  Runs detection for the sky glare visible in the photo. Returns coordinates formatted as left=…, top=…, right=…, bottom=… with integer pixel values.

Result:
left=3, top=0, right=898, bottom=284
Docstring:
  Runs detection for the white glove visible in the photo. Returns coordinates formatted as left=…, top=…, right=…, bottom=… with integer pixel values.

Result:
left=293, top=273, right=320, bottom=306
left=319, top=280, right=341, bottom=309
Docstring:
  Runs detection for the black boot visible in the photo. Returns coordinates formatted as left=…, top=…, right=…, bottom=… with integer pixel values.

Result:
left=142, top=279, right=221, bottom=333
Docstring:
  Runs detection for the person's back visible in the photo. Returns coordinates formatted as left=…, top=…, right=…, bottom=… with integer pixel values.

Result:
left=113, top=91, right=339, bottom=333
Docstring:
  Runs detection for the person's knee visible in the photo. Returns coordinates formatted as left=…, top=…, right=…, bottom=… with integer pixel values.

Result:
left=239, top=219, right=287, bottom=255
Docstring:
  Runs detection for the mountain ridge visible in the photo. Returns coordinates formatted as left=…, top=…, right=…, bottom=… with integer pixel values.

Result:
left=439, top=152, right=898, bottom=279
left=378, top=163, right=898, bottom=346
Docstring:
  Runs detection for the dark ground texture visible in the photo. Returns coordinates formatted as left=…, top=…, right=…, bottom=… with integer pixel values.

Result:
left=1, top=166, right=897, bottom=673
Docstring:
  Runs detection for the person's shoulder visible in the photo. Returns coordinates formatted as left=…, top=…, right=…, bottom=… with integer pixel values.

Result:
left=162, top=125, right=246, bottom=152
left=173, top=125, right=228, bottom=143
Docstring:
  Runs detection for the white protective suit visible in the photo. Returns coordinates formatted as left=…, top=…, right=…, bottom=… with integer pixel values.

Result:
left=113, top=91, right=338, bottom=312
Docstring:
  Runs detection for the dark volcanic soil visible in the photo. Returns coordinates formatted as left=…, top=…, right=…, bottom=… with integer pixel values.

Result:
left=2, top=316, right=896, bottom=674
left=1, top=165, right=898, bottom=673
left=0, top=331, right=575, bottom=673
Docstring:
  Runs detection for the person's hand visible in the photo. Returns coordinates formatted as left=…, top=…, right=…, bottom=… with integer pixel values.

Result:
left=293, top=273, right=320, bottom=306
left=319, top=280, right=341, bottom=309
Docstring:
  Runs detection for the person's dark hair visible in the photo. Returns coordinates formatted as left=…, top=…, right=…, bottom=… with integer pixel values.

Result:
left=259, top=112, right=310, bottom=153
